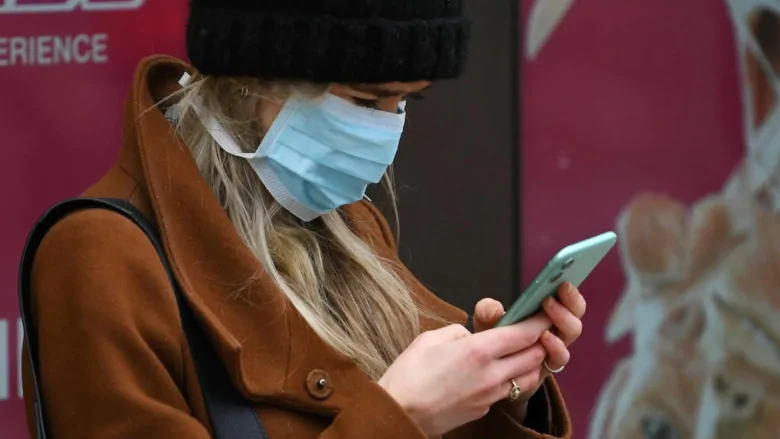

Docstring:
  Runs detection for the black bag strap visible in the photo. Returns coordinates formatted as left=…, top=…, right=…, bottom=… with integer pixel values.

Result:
left=18, top=197, right=269, bottom=439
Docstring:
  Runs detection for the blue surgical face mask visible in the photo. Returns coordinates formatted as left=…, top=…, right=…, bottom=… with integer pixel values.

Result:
left=199, top=93, right=406, bottom=221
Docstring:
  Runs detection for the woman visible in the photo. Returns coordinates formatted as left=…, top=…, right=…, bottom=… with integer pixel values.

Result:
left=22, top=1, right=584, bottom=437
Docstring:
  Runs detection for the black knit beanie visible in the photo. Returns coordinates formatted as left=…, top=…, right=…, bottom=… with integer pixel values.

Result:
left=186, top=0, right=471, bottom=84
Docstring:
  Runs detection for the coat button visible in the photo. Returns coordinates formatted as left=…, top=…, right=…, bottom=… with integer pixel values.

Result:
left=305, top=369, right=333, bottom=400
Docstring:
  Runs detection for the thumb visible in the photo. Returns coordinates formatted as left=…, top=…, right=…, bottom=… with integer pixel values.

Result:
left=474, top=298, right=505, bottom=332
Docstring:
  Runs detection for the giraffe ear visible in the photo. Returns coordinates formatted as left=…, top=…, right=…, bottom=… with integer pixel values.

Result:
left=616, top=193, right=689, bottom=284
left=525, top=0, right=576, bottom=60
left=685, top=196, right=743, bottom=282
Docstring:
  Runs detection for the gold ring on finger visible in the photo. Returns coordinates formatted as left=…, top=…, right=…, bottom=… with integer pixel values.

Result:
left=508, top=379, right=523, bottom=401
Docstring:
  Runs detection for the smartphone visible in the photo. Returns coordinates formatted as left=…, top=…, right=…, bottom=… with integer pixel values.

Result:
left=495, top=231, right=617, bottom=327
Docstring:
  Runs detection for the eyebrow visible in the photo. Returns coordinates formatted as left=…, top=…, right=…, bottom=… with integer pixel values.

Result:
left=350, top=83, right=433, bottom=98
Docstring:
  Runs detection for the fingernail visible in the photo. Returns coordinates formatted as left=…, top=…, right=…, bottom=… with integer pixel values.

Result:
left=544, top=297, right=555, bottom=308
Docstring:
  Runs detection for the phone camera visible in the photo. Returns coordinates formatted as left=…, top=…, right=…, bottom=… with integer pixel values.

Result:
left=550, top=272, right=564, bottom=283
left=562, top=258, right=575, bottom=269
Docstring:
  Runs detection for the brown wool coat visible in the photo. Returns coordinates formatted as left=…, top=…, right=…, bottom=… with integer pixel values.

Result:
left=22, top=55, right=572, bottom=439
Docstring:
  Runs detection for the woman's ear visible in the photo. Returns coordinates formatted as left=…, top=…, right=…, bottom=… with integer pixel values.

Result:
left=256, top=98, right=284, bottom=132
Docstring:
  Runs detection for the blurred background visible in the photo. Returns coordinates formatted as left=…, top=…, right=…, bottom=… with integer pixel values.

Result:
left=1, top=0, right=778, bottom=438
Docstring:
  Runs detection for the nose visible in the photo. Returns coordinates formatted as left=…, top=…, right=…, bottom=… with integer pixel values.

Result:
left=641, top=414, right=681, bottom=439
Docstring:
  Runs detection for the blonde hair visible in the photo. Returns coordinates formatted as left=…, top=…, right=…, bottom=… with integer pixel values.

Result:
left=166, top=74, right=427, bottom=379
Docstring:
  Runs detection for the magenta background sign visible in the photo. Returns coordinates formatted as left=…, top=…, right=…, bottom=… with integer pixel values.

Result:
left=519, top=0, right=780, bottom=437
left=0, top=1, right=186, bottom=436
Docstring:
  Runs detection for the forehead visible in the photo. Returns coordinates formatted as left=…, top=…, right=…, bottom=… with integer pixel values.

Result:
left=348, top=81, right=433, bottom=97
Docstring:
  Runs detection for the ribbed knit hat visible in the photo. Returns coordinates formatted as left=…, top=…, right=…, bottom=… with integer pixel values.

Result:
left=186, top=0, right=471, bottom=84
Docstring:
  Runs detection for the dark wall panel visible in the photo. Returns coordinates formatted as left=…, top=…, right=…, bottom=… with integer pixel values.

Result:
left=369, top=0, right=520, bottom=312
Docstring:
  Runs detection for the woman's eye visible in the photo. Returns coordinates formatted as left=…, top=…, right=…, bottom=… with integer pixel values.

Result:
left=353, top=97, right=380, bottom=109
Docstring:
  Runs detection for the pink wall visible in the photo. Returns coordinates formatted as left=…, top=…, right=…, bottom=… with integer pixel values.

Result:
left=521, top=0, right=744, bottom=436
left=0, top=2, right=187, bottom=436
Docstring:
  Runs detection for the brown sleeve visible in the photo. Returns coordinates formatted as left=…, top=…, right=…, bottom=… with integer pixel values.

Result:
left=447, top=377, right=572, bottom=439
left=27, top=209, right=211, bottom=438
left=319, top=382, right=428, bottom=439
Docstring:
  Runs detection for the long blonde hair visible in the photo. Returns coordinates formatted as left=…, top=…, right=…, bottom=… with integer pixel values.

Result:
left=166, top=74, right=425, bottom=379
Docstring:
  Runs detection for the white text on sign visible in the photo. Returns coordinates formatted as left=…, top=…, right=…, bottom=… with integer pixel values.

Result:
left=0, top=0, right=147, bottom=14
left=0, top=34, right=109, bottom=67
left=0, top=318, right=23, bottom=401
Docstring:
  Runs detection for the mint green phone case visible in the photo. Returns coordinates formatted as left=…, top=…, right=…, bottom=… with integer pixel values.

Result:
left=495, top=231, right=617, bottom=327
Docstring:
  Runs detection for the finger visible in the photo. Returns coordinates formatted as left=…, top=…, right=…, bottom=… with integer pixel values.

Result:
left=558, top=282, right=587, bottom=319
left=543, top=296, right=583, bottom=346
left=492, top=343, right=546, bottom=383
left=540, top=330, right=570, bottom=371
left=474, top=298, right=505, bottom=332
left=471, top=313, right=552, bottom=358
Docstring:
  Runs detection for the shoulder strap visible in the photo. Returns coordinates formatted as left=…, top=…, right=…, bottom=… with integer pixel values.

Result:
left=18, top=197, right=269, bottom=439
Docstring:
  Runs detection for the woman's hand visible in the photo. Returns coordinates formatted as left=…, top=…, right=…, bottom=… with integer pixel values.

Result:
left=378, top=315, right=554, bottom=437
left=474, top=282, right=586, bottom=412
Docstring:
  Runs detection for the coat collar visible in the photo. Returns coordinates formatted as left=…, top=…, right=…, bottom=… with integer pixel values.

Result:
left=122, top=55, right=351, bottom=414
left=119, top=55, right=465, bottom=416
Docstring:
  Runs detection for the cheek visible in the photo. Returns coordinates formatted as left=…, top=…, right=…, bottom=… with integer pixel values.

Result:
left=377, top=98, right=403, bottom=113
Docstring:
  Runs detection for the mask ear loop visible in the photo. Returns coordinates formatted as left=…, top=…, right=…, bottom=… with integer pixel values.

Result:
left=163, top=72, right=194, bottom=122
left=178, top=72, right=192, bottom=88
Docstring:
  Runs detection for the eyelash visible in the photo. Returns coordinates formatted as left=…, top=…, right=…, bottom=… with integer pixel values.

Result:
left=353, top=98, right=380, bottom=109
left=352, top=93, right=426, bottom=109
